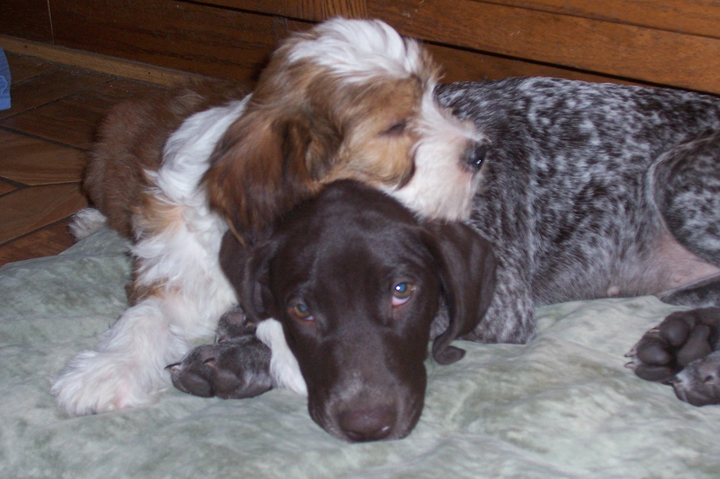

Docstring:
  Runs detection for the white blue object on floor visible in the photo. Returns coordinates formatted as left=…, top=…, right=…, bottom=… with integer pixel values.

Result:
left=0, top=47, right=10, bottom=111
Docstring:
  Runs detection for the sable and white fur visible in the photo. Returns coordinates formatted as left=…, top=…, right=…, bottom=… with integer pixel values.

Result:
left=51, top=19, right=485, bottom=415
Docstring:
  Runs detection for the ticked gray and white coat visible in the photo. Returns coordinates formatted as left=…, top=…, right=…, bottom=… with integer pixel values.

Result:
left=436, top=78, right=720, bottom=405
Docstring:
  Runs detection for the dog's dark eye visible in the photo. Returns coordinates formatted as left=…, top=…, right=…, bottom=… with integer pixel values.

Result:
left=391, top=282, right=415, bottom=307
left=381, top=120, right=407, bottom=136
left=288, top=301, right=313, bottom=321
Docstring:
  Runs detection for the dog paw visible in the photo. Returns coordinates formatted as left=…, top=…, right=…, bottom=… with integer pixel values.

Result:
left=168, top=334, right=273, bottom=400
left=626, top=308, right=720, bottom=383
left=670, top=351, right=720, bottom=406
left=215, top=305, right=254, bottom=341
left=52, top=350, right=162, bottom=415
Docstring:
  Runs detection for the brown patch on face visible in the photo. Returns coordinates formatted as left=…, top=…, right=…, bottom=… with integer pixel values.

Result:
left=202, top=40, right=440, bottom=241
left=202, top=101, right=323, bottom=243
left=312, top=76, right=424, bottom=189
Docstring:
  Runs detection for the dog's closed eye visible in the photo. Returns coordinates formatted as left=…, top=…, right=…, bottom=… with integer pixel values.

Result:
left=381, top=120, right=408, bottom=136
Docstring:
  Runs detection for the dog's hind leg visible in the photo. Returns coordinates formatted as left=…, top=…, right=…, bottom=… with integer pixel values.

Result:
left=628, top=133, right=720, bottom=404
left=628, top=307, right=720, bottom=405
left=652, top=132, right=720, bottom=272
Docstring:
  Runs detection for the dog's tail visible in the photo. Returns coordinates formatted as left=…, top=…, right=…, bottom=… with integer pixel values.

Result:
left=69, top=208, right=107, bottom=241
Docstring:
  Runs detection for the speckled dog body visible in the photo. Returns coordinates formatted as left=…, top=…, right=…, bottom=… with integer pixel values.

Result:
left=175, top=77, right=720, bottom=414
left=436, top=78, right=720, bottom=399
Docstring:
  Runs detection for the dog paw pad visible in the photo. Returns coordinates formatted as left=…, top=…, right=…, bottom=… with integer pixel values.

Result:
left=169, top=335, right=273, bottom=400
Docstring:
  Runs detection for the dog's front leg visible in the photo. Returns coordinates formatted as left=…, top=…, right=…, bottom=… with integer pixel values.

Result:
left=51, top=283, right=234, bottom=415
left=169, top=310, right=307, bottom=399
left=167, top=307, right=274, bottom=399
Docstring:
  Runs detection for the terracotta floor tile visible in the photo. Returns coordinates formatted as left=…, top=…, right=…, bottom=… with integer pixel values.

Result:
left=0, top=219, right=76, bottom=267
left=0, top=57, right=169, bottom=265
left=6, top=53, right=60, bottom=84
left=0, top=67, right=112, bottom=120
left=0, top=79, right=166, bottom=149
left=0, top=129, right=87, bottom=185
left=0, top=179, right=17, bottom=195
left=0, top=183, right=87, bottom=244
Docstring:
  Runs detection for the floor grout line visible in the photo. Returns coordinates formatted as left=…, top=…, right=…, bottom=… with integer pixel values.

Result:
left=0, top=75, right=118, bottom=122
left=0, top=215, right=75, bottom=249
left=0, top=125, right=90, bottom=151
left=0, top=60, right=136, bottom=264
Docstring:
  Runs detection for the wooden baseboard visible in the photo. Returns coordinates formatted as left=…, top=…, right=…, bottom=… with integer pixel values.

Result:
left=0, top=34, right=200, bottom=87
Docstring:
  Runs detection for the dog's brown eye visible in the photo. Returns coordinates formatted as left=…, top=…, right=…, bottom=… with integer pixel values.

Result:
left=391, top=282, right=415, bottom=307
left=382, top=120, right=407, bottom=136
left=288, top=301, right=313, bottom=321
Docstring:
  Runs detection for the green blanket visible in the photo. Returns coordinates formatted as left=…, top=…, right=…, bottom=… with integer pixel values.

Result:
left=2, top=229, right=719, bottom=478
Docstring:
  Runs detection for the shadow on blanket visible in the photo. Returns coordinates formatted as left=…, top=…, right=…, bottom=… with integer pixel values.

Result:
left=1, top=227, right=720, bottom=478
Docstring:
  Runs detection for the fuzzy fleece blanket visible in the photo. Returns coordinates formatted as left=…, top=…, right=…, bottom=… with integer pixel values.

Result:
left=2, top=228, right=720, bottom=479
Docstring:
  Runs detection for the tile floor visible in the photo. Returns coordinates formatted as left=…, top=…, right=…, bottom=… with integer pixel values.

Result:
left=0, top=53, right=166, bottom=267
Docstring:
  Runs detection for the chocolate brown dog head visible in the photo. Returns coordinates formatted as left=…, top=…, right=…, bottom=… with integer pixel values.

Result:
left=221, top=180, right=496, bottom=442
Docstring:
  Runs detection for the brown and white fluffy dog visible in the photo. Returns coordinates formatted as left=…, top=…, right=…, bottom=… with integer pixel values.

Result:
left=52, top=18, right=487, bottom=415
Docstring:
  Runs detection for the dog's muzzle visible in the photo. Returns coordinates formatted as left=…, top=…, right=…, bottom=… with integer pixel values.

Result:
left=337, top=404, right=397, bottom=442
left=464, top=140, right=490, bottom=171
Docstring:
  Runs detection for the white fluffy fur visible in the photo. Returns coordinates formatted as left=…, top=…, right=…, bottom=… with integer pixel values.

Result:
left=53, top=102, right=246, bottom=415
left=256, top=319, right=307, bottom=395
left=388, top=88, right=487, bottom=220
left=289, top=19, right=423, bottom=81
left=69, top=208, right=108, bottom=241
left=52, top=19, right=482, bottom=415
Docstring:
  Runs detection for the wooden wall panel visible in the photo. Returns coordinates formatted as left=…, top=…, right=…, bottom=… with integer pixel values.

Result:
left=481, top=0, right=720, bottom=39
left=1, top=0, right=718, bottom=94
left=0, top=0, right=53, bottom=43
left=49, top=0, right=308, bottom=81
left=427, top=43, right=637, bottom=86
left=194, top=0, right=367, bottom=21
left=371, top=0, right=720, bottom=94
left=0, top=34, right=198, bottom=87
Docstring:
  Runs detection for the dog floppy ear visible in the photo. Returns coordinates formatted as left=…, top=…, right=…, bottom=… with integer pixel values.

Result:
left=203, top=109, right=322, bottom=242
left=423, top=222, right=497, bottom=365
left=219, top=231, right=277, bottom=323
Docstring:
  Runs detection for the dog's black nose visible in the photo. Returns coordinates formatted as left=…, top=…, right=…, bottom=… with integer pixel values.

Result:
left=464, top=140, right=490, bottom=170
left=338, top=405, right=396, bottom=442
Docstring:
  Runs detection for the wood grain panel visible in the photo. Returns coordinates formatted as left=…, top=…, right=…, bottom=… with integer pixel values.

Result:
left=0, top=180, right=17, bottom=196
left=427, top=43, right=639, bottom=85
left=0, top=130, right=86, bottom=185
left=0, top=0, right=52, bottom=43
left=481, top=0, right=720, bottom=39
left=50, top=0, right=294, bottom=81
left=0, top=79, right=166, bottom=149
left=0, top=219, right=75, bottom=267
left=6, top=54, right=60, bottom=84
left=0, top=68, right=112, bottom=120
left=190, top=0, right=367, bottom=20
left=1, top=36, right=198, bottom=87
left=372, top=0, right=720, bottom=94
left=0, top=184, right=87, bottom=245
